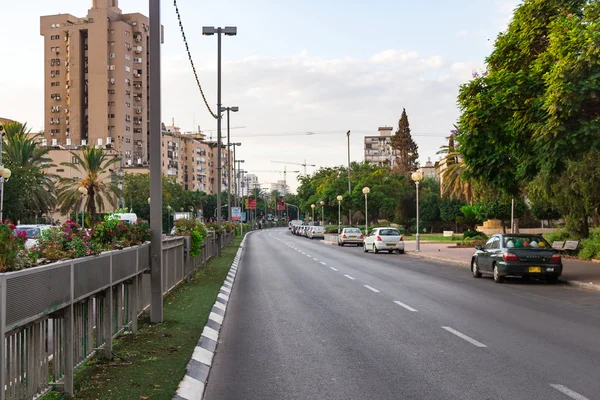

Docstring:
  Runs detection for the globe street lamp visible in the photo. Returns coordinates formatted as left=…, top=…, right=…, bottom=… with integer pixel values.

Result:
left=319, top=200, right=325, bottom=226
left=411, top=170, right=424, bottom=252
left=78, top=186, right=87, bottom=228
left=0, top=166, right=12, bottom=222
left=311, top=204, right=315, bottom=224
left=362, top=187, right=370, bottom=235
left=336, top=195, right=343, bottom=234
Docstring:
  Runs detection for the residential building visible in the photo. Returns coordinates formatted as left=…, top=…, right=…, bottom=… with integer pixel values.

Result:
left=364, top=127, right=396, bottom=167
left=416, top=158, right=440, bottom=180
left=270, top=180, right=290, bottom=195
left=40, top=0, right=150, bottom=167
left=241, top=173, right=260, bottom=196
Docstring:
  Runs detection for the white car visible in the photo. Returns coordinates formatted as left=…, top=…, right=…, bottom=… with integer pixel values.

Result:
left=15, top=224, right=53, bottom=249
left=307, top=226, right=326, bottom=240
left=363, top=227, right=404, bottom=254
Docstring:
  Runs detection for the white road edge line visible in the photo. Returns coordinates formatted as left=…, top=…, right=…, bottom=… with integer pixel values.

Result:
left=329, top=267, right=338, bottom=271
left=549, top=384, right=591, bottom=400
left=393, top=301, right=418, bottom=312
left=442, top=326, right=487, bottom=348
left=344, top=274, right=355, bottom=280
left=363, top=285, right=380, bottom=293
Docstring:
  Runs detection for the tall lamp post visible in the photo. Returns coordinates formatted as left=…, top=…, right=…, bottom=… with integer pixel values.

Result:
left=411, top=171, right=423, bottom=252
left=232, top=145, right=242, bottom=206
left=311, top=204, right=315, bottom=224
left=336, top=195, right=343, bottom=234
left=346, top=130, right=351, bottom=225
left=0, top=167, right=12, bottom=222
left=78, top=186, right=87, bottom=228
left=203, top=25, right=237, bottom=254
left=221, top=106, right=239, bottom=221
left=167, top=205, right=172, bottom=232
left=362, top=187, right=370, bottom=235
left=320, top=200, right=325, bottom=226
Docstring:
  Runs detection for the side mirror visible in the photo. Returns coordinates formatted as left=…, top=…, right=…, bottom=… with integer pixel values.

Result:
left=475, top=245, right=483, bottom=251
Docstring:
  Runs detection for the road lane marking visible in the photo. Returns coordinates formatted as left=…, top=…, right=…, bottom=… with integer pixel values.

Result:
left=344, top=274, right=355, bottom=280
left=313, top=258, right=318, bottom=261
left=320, top=262, right=327, bottom=265
left=364, top=285, right=380, bottom=293
left=329, top=267, right=338, bottom=271
left=550, top=384, right=590, bottom=400
left=394, top=301, right=418, bottom=312
left=442, top=326, right=487, bottom=348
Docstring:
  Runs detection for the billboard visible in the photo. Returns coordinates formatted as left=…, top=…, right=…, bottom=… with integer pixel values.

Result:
left=231, top=207, right=242, bottom=221
left=248, top=199, right=257, bottom=210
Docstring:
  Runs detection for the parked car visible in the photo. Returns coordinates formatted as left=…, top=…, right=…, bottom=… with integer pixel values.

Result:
left=363, top=227, right=404, bottom=254
left=308, top=226, right=326, bottom=240
left=338, top=227, right=364, bottom=246
left=471, top=234, right=563, bottom=283
left=14, top=224, right=53, bottom=249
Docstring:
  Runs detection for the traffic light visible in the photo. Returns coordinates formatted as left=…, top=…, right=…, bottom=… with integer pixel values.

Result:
left=280, top=198, right=285, bottom=207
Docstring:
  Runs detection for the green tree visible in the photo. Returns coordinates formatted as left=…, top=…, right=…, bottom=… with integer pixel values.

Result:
left=456, top=205, right=482, bottom=232
left=476, top=194, right=527, bottom=234
left=1, top=122, right=56, bottom=222
left=57, top=147, right=122, bottom=220
left=391, top=108, right=419, bottom=175
left=456, top=0, right=588, bottom=194
left=440, top=197, right=466, bottom=225
left=436, top=131, right=474, bottom=204
left=418, top=178, right=441, bottom=232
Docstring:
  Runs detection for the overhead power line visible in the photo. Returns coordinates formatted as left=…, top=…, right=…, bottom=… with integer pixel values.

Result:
left=173, top=0, right=220, bottom=119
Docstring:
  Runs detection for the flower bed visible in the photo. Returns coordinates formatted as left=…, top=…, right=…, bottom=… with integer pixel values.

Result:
left=172, top=219, right=208, bottom=258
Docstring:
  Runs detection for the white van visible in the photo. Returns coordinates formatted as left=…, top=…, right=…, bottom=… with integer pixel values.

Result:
left=111, top=213, right=138, bottom=224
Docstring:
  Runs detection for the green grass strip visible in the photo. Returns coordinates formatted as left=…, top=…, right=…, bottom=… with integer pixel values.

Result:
left=44, top=236, right=243, bottom=400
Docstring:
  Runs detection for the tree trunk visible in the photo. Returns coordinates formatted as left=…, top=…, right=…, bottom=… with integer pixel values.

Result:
left=514, top=218, right=520, bottom=233
left=501, top=220, right=506, bottom=234
left=89, top=185, right=96, bottom=221
left=582, top=215, right=590, bottom=238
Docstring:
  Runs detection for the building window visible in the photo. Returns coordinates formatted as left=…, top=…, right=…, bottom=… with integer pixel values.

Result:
left=110, top=29, right=115, bottom=34
left=133, top=57, right=142, bottom=64
left=108, top=114, right=115, bottom=118
left=109, top=125, right=115, bottom=130
left=125, top=31, right=131, bottom=36
left=108, top=89, right=116, bottom=94
left=51, top=35, right=60, bottom=40
left=125, top=137, right=131, bottom=142
left=125, top=90, right=131, bottom=96
left=108, top=101, right=115, bottom=106
left=109, top=53, right=115, bottom=58
left=51, top=82, right=60, bottom=87
left=126, top=102, right=130, bottom=108
left=110, top=40, right=115, bottom=46
left=125, top=66, right=131, bottom=72
left=125, top=54, right=131, bottom=60
left=125, top=127, right=131, bottom=132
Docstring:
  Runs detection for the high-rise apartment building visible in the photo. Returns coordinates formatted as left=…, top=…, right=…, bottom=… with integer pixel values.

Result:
left=40, top=0, right=150, bottom=167
left=364, top=127, right=396, bottom=167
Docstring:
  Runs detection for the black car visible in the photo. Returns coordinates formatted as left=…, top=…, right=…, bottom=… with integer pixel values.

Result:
left=471, top=234, right=563, bottom=283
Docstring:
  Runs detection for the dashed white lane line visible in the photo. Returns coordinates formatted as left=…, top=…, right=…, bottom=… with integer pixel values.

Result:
left=320, top=262, right=327, bottom=265
left=313, top=258, right=318, bottom=261
left=549, top=384, right=590, bottom=400
left=344, top=274, right=355, bottom=280
left=394, top=300, right=418, bottom=312
left=363, top=285, right=380, bottom=293
left=442, top=326, right=487, bottom=348
left=329, top=267, right=338, bottom=271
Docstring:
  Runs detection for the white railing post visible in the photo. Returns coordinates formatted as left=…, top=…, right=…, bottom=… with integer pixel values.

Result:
left=0, top=275, right=6, bottom=400
left=63, top=262, right=75, bottom=396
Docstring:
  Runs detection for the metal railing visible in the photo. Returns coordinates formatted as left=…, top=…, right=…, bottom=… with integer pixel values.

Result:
left=0, top=229, right=239, bottom=400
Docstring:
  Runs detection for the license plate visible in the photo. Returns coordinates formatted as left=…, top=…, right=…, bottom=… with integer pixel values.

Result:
left=349, top=236, right=356, bottom=238
left=386, top=243, right=396, bottom=246
left=528, top=267, right=541, bottom=273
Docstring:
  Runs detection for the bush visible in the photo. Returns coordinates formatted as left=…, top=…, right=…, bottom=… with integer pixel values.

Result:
left=172, top=219, right=207, bottom=258
left=36, top=220, right=103, bottom=261
left=91, top=215, right=151, bottom=248
left=544, top=228, right=575, bottom=244
left=579, top=228, right=600, bottom=260
left=0, top=220, right=32, bottom=272
left=463, top=230, right=488, bottom=241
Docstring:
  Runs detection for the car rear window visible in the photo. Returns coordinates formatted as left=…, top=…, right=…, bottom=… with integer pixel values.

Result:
left=16, top=228, right=40, bottom=238
left=379, top=229, right=400, bottom=236
left=345, top=228, right=361, bottom=234
left=503, top=236, right=550, bottom=249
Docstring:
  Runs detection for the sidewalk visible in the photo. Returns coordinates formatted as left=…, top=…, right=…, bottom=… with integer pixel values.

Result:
left=404, top=242, right=600, bottom=292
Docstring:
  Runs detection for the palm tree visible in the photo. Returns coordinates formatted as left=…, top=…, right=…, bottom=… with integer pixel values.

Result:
left=56, top=146, right=122, bottom=220
left=1, top=122, right=56, bottom=220
left=436, top=132, right=473, bottom=204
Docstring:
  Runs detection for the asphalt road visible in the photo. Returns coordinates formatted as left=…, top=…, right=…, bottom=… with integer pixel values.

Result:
left=204, top=228, right=600, bottom=400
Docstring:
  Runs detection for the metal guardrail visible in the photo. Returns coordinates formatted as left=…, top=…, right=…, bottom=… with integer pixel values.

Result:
left=0, top=229, right=239, bottom=400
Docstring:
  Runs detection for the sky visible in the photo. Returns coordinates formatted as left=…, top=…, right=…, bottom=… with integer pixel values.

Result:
left=0, top=0, right=521, bottom=192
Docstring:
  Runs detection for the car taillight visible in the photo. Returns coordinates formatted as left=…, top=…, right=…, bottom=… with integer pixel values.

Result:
left=503, top=252, right=519, bottom=261
left=359, top=234, right=364, bottom=239
left=312, top=230, right=315, bottom=234
left=376, top=235, right=383, bottom=242
left=551, top=254, right=561, bottom=263
left=342, top=234, right=347, bottom=238
left=399, top=235, right=404, bottom=241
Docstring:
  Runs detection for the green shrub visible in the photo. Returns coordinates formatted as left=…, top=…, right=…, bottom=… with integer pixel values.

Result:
left=579, top=228, right=600, bottom=260
left=544, top=228, right=576, bottom=244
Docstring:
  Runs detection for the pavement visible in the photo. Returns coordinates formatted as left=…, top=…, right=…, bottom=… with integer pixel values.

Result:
left=203, top=228, right=600, bottom=400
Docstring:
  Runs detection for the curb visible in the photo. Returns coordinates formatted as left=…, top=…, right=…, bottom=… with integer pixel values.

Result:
left=172, top=233, right=249, bottom=400
left=405, top=252, right=600, bottom=292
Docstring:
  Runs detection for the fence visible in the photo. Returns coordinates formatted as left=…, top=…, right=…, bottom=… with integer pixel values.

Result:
left=0, top=229, right=237, bottom=400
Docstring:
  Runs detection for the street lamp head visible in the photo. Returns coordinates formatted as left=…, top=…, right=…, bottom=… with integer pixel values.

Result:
left=411, top=171, right=424, bottom=182
left=235, top=142, right=242, bottom=146
left=167, top=205, right=172, bottom=211
left=223, top=26, right=237, bottom=36
left=320, top=201, right=325, bottom=206
left=77, top=186, right=87, bottom=195
left=231, top=106, right=239, bottom=112
left=337, top=195, right=343, bottom=201
left=147, top=197, right=151, bottom=204
left=311, top=204, right=315, bottom=209
left=1, top=168, right=11, bottom=180
left=362, top=187, right=370, bottom=195
left=202, top=26, right=216, bottom=35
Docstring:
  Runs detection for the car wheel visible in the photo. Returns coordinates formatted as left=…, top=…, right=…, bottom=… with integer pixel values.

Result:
left=547, top=276, right=559, bottom=284
left=373, top=244, right=379, bottom=254
left=471, top=258, right=482, bottom=278
left=493, top=264, right=504, bottom=283
left=398, top=250, right=404, bottom=254
left=388, top=250, right=393, bottom=254
left=363, top=243, right=368, bottom=253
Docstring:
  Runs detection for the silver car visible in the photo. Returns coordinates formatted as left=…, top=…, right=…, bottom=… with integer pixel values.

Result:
left=338, top=227, right=364, bottom=246
left=363, top=227, right=405, bottom=254
left=308, top=226, right=326, bottom=240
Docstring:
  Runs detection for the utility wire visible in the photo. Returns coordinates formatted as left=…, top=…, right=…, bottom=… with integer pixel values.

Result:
left=173, top=0, right=220, bottom=119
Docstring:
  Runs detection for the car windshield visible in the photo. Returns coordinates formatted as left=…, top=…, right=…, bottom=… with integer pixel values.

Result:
left=379, top=229, right=400, bottom=236
left=503, top=236, right=550, bottom=249
left=344, top=228, right=361, bottom=234
left=16, top=227, right=40, bottom=238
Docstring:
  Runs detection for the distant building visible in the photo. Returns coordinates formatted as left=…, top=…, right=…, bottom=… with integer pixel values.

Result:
left=40, top=0, right=150, bottom=167
left=364, top=127, right=396, bottom=167
left=416, top=157, right=440, bottom=180
left=270, top=180, right=290, bottom=195
left=240, top=173, right=259, bottom=196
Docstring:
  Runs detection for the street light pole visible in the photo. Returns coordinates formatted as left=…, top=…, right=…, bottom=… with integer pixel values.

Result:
left=203, top=26, right=237, bottom=255
left=411, top=171, right=423, bottom=252
left=337, top=195, right=343, bottom=234
left=320, top=200, right=325, bottom=226
left=221, top=107, right=239, bottom=221
left=362, top=187, right=370, bottom=235
left=346, top=130, right=351, bottom=225
left=311, top=204, right=315, bottom=224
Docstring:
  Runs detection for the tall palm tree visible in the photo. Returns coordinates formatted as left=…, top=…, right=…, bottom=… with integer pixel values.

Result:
left=436, top=132, right=473, bottom=204
left=56, top=146, right=122, bottom=220
left=1, top=122, right=56, bottom=220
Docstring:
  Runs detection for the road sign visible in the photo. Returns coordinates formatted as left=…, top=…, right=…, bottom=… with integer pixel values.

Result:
left=242, top=212, right=247, bottom=222
left=231, top=207, right=242, bottom=221
left=248, top=199, right=257, bottom=210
